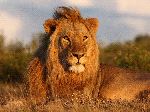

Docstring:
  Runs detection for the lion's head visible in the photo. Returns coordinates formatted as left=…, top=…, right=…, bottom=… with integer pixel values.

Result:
left=44, top=7, right=99, bottom=74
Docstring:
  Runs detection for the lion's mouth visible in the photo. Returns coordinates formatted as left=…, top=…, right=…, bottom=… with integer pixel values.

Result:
left=69, top=64, right=85, bottom=73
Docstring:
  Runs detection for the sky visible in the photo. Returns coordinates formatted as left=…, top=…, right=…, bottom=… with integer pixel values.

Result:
left=0, top=0, right=150, bottom=45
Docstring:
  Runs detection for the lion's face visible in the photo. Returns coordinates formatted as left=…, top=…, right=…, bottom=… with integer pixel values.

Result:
left=57, top=21, right=95, bottom=73
left=44, top=18, right=99, bottom=74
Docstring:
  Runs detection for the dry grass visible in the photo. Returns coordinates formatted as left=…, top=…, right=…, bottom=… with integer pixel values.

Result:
left=0, top=83, right=150, bottom=112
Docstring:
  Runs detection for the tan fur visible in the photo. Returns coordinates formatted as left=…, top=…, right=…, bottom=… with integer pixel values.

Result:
left=98, top=64, right=150, bottom=100
left=27, top=7, right=150, bottom=104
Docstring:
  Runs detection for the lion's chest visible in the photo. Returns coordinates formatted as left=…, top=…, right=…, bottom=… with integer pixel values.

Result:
left=50, top=73, right=92, bottom=98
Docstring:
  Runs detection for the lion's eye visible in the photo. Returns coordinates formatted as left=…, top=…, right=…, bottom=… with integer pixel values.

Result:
left=63, top=36, right=69, bottom=41
left=62, top=36, right=70, bottom=44
left=83, top=36, right=88, bottom=41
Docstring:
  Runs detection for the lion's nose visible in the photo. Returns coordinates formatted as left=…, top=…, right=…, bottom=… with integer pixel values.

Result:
left=72, top=53, right=84, bottom=59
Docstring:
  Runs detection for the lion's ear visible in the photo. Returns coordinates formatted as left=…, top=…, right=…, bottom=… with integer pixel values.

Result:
left=43, top=19, right=57, bottom=34
left=85, top=18, right=99, bottom=34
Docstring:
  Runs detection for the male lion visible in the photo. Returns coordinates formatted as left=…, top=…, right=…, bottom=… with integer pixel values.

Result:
left=27, top=6, right=150, bottom=104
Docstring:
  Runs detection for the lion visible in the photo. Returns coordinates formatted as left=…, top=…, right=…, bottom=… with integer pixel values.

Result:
left=27, top=6, right=150, bottom=104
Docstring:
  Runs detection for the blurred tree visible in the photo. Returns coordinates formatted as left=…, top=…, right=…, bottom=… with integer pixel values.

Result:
left=26, top=32, right=46, bottom=53
left=134, top=34, right=150, bottom=51
left=135, top=34, right=150, bottom=43
left=101, top=34, right=150, bottom=72
left=0, top=33, right=4, bottom=53
left=7, top=41, right=24, bottom=53
left=0, top=32, right=47, bottom=83
left=0, top=40, right=31, bottom=83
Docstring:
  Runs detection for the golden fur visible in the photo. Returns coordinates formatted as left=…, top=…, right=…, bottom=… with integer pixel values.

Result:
left=98, top=64, right=150, bottom=100
left=27, top=7, right=150, bottom=104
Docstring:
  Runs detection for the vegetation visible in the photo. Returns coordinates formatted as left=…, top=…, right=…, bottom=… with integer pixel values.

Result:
left=0, top=33, right=43, bottom=83
left=101, top=34, right=150, bottom=72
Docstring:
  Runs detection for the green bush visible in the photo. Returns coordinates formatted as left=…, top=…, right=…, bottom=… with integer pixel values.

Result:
left=0, top=33, right=46, bottom=83
left=0, top=44, right=31, bottom=83
left=101, top=34, right=150, bottom=72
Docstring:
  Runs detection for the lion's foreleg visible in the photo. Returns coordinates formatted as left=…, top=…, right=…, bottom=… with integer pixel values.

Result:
left=27, top=58, right=47, bottom=104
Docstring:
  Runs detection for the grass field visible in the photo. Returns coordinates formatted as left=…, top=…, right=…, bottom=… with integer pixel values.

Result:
left=0, top=83, right=150, bottom=112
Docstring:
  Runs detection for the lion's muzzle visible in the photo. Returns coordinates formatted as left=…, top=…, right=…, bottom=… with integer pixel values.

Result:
left=67, top=52, right=87, bottom=73
left=69, top=64, right=85, bottom=73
